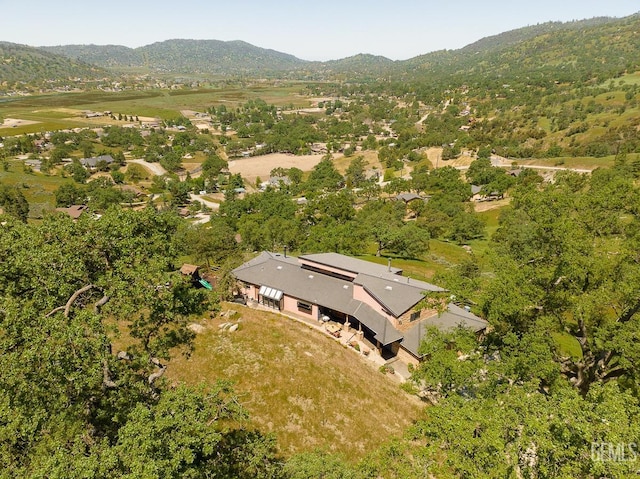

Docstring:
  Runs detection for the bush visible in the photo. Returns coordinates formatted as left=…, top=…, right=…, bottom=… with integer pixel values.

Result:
left=400, top=381, right=419, bottom=395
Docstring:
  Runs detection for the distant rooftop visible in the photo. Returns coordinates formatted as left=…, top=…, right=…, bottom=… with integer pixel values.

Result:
left=402, top=303, right=489, bottom=357
left=299, top=252, right=402, bottom=276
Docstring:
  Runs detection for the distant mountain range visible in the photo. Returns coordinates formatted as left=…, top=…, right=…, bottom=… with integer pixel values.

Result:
left=41, top=39, right=306, bottom=75
left=2, top=12, right=639, bottom=85
left=0, top=41, right=109, bottom=84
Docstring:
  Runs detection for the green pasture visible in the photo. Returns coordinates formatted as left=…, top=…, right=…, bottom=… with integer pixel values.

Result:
left=0, top=85, right=311, bottom=136
left=0, top=159, right=73, bottom=217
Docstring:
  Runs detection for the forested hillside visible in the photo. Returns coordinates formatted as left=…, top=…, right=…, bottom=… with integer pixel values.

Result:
left=42, top=39, right=308, bottom=75
left=0, top=42, right=110, bottom=88
left=40, top=43, right=142, bottom=68
left=33, top=13, right=640, bottom=80
left=2, top=13, right=636, bottom=81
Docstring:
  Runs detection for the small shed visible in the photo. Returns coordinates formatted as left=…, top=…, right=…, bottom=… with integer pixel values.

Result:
left=180, top=264, right=200, bottom=278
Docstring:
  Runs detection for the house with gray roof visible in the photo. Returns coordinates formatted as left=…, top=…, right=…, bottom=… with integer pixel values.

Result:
left=232, top=251, right=487, bottom=363
left=395, top=192, right=425, bottom=204
left=79, top=154, right=114, bottom=170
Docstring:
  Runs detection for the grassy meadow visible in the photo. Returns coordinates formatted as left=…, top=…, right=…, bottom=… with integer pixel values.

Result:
left=0, top=84, right=311, bottom=136
left=167, top=304, right=423, bottom=459
left=0, top=159, right=74, bottom=216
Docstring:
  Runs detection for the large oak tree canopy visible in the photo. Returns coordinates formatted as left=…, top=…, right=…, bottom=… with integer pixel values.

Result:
left=0, top=207, right=279, bottom=478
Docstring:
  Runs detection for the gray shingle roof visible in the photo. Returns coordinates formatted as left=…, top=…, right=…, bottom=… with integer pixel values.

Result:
left=354, top=274, right=445, bottom=317
left=402, top=303, right=488, bottom=357
left=396, top=193, right=422, bottom=203
left=233, top=253, right=402, bottom=345
left=299, top=252, right=403, bottom=275
left=233, top=252, right=485, bottom=351
left=80, top=155, right=114, bottom=168
left=347, top=301, right=403, bottom=344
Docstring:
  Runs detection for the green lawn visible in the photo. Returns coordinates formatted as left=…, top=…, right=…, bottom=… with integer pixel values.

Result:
left=357, top=239, right=471, bottom=282
left=0, top=160, right=73, bottom=217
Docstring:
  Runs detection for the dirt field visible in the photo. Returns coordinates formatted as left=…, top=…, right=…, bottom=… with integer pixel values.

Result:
left=0, top=118, right=40, bottom=129
left=228, top=153, right=329, bottom=183
left=474, top=197, right=511, bottom=212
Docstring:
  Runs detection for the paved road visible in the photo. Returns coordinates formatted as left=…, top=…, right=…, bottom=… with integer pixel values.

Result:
left=488, top=155, right=593, bottom=173
left=189, top=193, right=220, bottom=210
left=450, top=155, right=593, bottom=174
left=127, top=159, right=168, bottom=176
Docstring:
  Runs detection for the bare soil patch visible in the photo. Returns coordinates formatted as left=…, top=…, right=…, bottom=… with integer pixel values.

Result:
left=0, top=118, right=40, bottom=129
left=228, top=153, right=328, bottom=183
left=474, top=197, right=511, bottom=212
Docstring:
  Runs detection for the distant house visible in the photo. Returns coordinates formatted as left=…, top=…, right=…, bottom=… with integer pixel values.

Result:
left=269, top=176, right=292, bottom=188
left=24, top=159, right=42, bottom=171
left=310, top=143, right=328, bottom=154
left=80, top=155, right=114, bottom=171
left=507, top=168, right=523, bottom=177
left=395, top=192, right=425, bottom=204
left=233, top=252, right=487, bottom=363
left=55, top=204, right=88, bottom=220
left=471, top=184, right=503, bottom=202
left=365, top=169, right=381, bottom=181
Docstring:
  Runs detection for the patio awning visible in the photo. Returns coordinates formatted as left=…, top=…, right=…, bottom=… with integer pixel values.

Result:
left=259, top=285, right=283, bottom=301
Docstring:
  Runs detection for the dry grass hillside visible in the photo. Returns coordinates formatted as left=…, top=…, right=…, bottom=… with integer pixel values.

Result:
left=167, top=304, right=423, bottom=459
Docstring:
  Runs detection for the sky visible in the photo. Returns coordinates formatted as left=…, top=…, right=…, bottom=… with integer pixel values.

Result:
left=1, top=1, right=638, bottom=61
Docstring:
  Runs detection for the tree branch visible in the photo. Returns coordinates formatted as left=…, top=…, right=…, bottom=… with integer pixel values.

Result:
left=102, top=359, right=117, bottom=389
left=601, top=367, right=629, bottom=381
left=64, top=284, right=94, bottom=317
left=619, top=297, right=640, bottom=324
left=46, top=285, right=108, bottom=318
left=94, top=294, right=109, bottom=313
left=148, top=357, right=166, bottom=386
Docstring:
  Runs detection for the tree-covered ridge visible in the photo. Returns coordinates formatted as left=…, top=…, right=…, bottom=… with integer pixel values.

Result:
left=0, top=42, right=110, bottom=88
left=42, top=39, right=309, bottom=75
left=459, top=16, right=623, bottom=54
left=396, top=13, right=640, bottom=84
left=31, top=13, right=639, bottom=80
left=39, top=43, right=142, bottom=68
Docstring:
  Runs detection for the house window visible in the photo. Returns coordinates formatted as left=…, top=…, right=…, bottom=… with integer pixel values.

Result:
left=258, top=285, right=283, bottom=310
left=410, top=311, right=421, bottom=322
left=262, top=297, right=282, bottom=310
left=297, top=301, right=313, bottom=314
